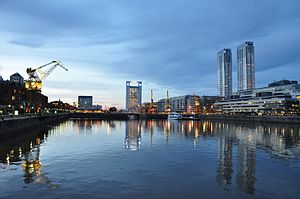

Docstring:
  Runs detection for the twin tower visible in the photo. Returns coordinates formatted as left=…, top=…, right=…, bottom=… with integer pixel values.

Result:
left=217, top=41, right=255, bottom=98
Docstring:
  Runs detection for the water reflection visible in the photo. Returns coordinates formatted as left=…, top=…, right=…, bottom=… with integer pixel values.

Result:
left=0, top=123, right=64, bottom=186
left=22, top=137, right=50, bottom=185
left=72, top=119, right=118, bottom=135
left=125, top=120, right=142, bottom=150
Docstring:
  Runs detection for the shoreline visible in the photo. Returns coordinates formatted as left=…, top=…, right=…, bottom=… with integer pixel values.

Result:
left=1, top=113, right=300, bottom=139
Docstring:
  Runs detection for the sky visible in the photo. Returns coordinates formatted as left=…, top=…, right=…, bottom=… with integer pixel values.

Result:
left=0, top=0, right=300, bottom=109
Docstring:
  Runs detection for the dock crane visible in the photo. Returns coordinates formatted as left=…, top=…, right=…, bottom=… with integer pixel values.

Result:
left=25, top=60, right=68, bottom=91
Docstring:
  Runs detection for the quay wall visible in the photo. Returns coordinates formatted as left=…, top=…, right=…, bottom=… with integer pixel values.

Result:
left=199, top=114, right=300, bottom=124
left=70, top=113, right=300, bottom=124
left=0, top=113, right=69, bottom=139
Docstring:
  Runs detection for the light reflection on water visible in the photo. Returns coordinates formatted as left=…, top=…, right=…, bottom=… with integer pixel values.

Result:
left=0, top=119, right=300, bottom=199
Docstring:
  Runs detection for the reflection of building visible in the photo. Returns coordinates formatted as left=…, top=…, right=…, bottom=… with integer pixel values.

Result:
left=218, top=48, right=232, bottom=98
left=214, top=123, right=257, bottom=194
left=215, top=80, right=300, bottom=115
left=78, top=96, right=93, bottom=110
left=216, top=131, right=233, bottom=189
left=125, top=120, right=142, bottom=150
left=126, top=81, right=142, bottom=112
left=22, top=137, right=51, bottom=185
left=237, top=41, right=255, bottom=91
left=157, top=95, right=200, bottom=114
left=236, top=144, right=256, bottom=194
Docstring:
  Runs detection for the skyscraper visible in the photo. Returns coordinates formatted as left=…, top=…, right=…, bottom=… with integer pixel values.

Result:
left=237, top=41, right=255, bottom=91
left=126, top=81, right=142, bottom=111
left=217, top=48, right=232, bottom=98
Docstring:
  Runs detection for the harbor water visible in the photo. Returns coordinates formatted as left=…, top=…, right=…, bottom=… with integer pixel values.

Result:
left=1, top=119, right=300, bottom=199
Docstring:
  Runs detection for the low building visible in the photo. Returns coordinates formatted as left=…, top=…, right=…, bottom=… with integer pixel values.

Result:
left=78, top=96, right=93, bottom=110
left=10, top=73, right=24, bottom=85
left=157, top=95, right=200, bottom=114
left=215, top=80, right=300, bottom=115
left=200, top=96, right=224, bottom=113
left=92, top=104, right=102, bottom=110
left=49, top=100, right=77, bottom=112
left=0, top=79, right=48, bottom=113
left=0, top=80, right=27, bottom=113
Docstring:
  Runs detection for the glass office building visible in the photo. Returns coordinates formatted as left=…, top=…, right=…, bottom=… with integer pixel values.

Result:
left=78, top=96, right=93, bottom=110
left=126, top=81, right=142, bottom=112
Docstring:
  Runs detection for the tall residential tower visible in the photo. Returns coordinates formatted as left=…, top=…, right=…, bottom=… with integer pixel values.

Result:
left=217, top=48, right=232, bottom=98
left=237, top=41, right=255, bottom=91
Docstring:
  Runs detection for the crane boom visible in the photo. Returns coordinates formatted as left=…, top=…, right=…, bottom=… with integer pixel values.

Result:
left=36, top=61, right=68, bottom=80
left=25, top=60, right=68, bottom=91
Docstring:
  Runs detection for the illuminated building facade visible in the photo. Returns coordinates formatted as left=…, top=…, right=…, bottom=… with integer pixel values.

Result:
left=215, top=80, right=300, bottom=115
left=237, top=41, right=255, bottom=91
left=157, top=95, right=200, bottom=114
left=78, top=96, right=93, bottom=110
left=126, top=81, right=142, bottom=112
left=0, top=79, right=48, bottom=113
left=218, top=48, right=232, bottom=98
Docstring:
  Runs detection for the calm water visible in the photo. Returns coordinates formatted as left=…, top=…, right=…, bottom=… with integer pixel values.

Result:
left=1, top=119, right=300, bottom=199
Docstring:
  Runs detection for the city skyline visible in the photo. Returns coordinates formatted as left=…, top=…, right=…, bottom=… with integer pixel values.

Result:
left=0, top=0, right=300, bottom=108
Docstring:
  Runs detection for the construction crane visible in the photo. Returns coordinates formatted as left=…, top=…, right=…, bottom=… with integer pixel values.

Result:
left=25, top=60, right=68, bottom=91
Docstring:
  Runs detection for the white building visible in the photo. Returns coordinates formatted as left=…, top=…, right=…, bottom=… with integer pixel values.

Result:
left=215, top=80, right=300, bottom=115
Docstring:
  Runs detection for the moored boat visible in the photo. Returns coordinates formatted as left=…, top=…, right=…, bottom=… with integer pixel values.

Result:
left=168, top=112, right=183, bottom=120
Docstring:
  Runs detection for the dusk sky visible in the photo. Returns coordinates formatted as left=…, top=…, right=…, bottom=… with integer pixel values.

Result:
left=0, top=0, right=300, bottom=108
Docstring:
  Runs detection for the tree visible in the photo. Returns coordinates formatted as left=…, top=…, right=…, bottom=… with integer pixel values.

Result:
left=109, top=107, right=117, bottom=112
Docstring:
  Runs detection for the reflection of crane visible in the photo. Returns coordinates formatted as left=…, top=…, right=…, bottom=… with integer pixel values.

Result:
left=25, top=60, right=68, bottom=91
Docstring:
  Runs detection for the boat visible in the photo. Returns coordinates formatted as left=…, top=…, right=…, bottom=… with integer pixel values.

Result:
left=168, top=112, right=183, bottom=120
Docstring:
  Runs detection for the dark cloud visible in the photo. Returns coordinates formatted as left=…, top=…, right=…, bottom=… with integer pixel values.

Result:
left=0, top=0, right=300, bottom=95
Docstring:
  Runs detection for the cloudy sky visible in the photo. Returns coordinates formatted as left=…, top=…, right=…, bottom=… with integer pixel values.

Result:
left=0, top=0, right=299, bottom=108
